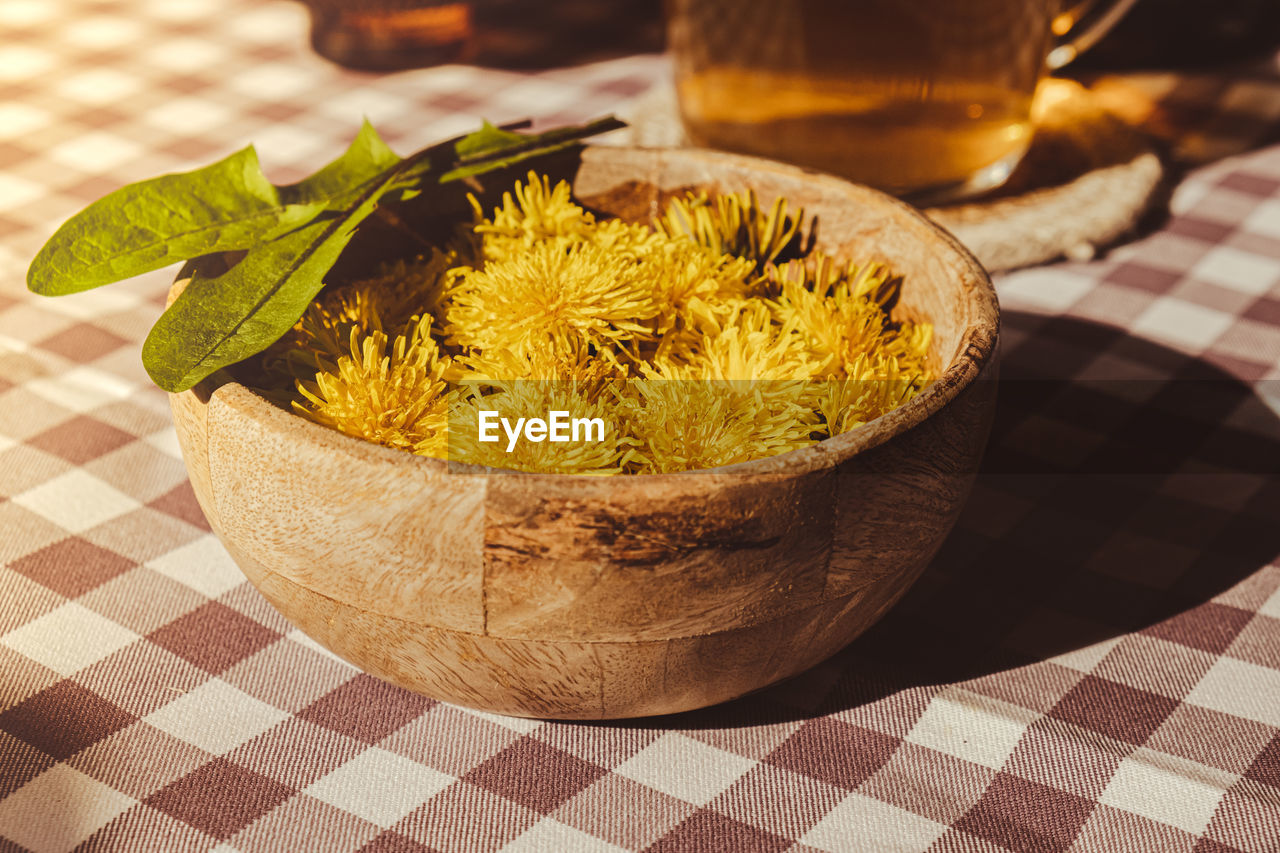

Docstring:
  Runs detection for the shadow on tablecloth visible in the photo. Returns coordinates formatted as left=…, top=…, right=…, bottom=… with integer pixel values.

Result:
left=639, top=309, right=1280, bottom=729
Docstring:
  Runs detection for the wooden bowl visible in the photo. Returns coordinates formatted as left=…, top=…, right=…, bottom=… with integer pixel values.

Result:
left=170, top=146, right=999, bottom=719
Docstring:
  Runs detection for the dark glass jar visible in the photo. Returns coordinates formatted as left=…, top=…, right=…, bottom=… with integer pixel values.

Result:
left=305, top=0, right=474, bottom=70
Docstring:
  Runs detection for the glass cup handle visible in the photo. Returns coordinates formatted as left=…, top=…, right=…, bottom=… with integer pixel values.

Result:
left=1046, top=0, right=1140, bottom=69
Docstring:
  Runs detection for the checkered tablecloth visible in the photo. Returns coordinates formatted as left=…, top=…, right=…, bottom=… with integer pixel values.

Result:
left=2, top=1, right=1280, bottom=851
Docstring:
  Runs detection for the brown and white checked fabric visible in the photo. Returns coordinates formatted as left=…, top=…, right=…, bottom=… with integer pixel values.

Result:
left=2, top=1, right=1280, bottom=851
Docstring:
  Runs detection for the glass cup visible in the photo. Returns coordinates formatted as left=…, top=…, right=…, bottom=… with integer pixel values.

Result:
left=667, top=0, right=1138, bottom=202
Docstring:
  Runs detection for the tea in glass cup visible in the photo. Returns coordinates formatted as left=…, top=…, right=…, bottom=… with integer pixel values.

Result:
left=668, top=0, right=1136, bottom=201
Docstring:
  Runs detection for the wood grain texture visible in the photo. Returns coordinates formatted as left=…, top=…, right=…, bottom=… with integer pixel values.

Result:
left=168, top=146, right=1000, bottom=719
left=482, top=465, right=837, bottom=641
left=165, top=282, right=223, bottom=537
left=206, top=384, right=487, bottom=634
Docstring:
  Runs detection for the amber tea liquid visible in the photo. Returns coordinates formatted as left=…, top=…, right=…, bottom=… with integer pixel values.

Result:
left=669, top=0, right=1060, bottom=200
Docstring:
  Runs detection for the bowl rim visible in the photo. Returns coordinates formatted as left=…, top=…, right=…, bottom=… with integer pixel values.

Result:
left=185, top=145, right=1000, bottom=492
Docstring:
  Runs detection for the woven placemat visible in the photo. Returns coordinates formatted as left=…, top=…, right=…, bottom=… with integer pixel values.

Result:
left=616, top=78, right=1164, bottom=272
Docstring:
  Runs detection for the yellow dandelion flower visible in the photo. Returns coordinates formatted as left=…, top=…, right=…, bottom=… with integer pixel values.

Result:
left=587, top=217, right=667, bottom=259
left=450, top=381, right=633, bottom=475
left=246, top=290, right=386, bottom=406
left=472, top=171, right=595, bottom=260
left=293, top=316, right=451, bottom=457
left=618, top=373, right=818, bottom=474
left=878, top=319, right=934, bottom=378
left=444, top=239, right=660, bottom=356
left=261, top=171, right=937, bottom=472
left=770, top=252, right=902, bottom=306
left=637, top=238, right=755, bottom=337
left=657, top=189, right=807, bottom=272
left=453, top=334, right=626, bottom=389
left=770, top=254, right=929, bottom=380
left=657, top=300, right=818, bottom=382
left=375, top=250, right=456, bottom=325
left=817, top=353, right=923, bottom=436
left=283, top=249, right=454, bottom=369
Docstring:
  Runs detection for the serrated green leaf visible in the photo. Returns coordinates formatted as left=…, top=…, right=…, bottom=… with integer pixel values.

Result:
left=439, top=131, right=612, bottom=183
left=410, top=116, right=627, bottom=184
left=35, top=115, right=629, bottom=392
left=279, top=119, right=401, bottom=206
left=27, top=146, right=321, bottom=296
left=452, top=119, right=528, bottom=161
left=142, top=175, right=394, bottom=393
